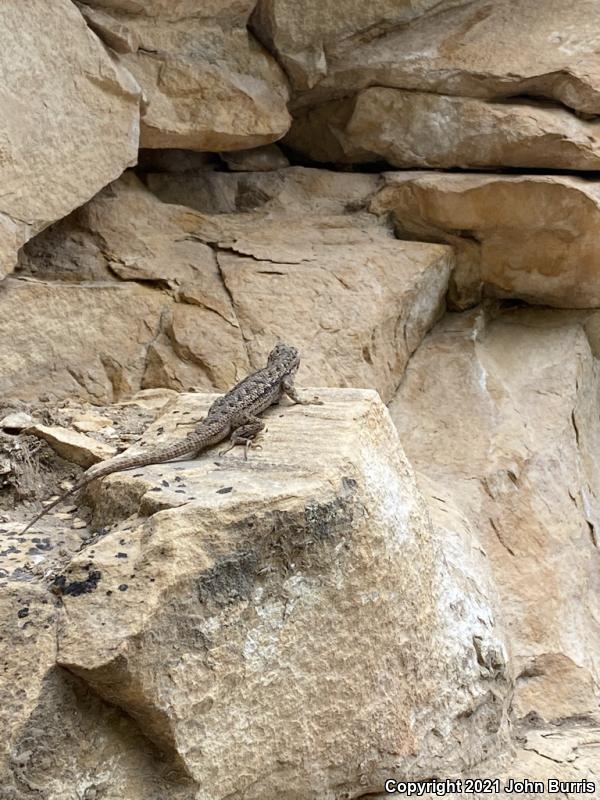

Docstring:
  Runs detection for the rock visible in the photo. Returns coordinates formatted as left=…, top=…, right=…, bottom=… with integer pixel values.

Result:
left=13, top=169, right=450, bottom=403
left=389, top=307, right=600, bottom=722
left=76, top=1, right=140, bottom=52
left=296, top=0, right=600, bottom=115
left=72, top=413, right=115, bottom=433
left=55, top=390, right=510, bottom=797
left=371, top=172, right=600, bottom=309
left=148, top=167, right=453, bottom=402
left=369, top=722, right=600, bottom=799
left=287, top=89, right=600, bottom=170
left=251, top=0, right=466, bottom=91
left=117, top=387, right=179, bottom=410
left=83, top=1, right=291, bottom=151
left=0, top=0, right=140, bottom=278
left=28, top=424, right=117, bottom=467
left=0, top=588, right=190, bottom=799
left=220, top=143, right=290, bottom=171
left=0, top=412, right=34, bottom=432
left=0, top=278, right=173, bottom=403
left=9, top=174, right=250, bottom=402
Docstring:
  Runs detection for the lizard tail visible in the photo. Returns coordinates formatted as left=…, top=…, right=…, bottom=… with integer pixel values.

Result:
left=21, top=438, right=198, bottom=535
left=21, top=481, right=85, bottom=535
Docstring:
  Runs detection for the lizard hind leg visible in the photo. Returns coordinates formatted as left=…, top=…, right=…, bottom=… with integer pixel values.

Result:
left=219, top=417, right=265, bottom=460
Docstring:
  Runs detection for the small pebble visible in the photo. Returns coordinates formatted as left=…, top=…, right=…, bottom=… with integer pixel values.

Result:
left=72, top=518, right=87, bottom=530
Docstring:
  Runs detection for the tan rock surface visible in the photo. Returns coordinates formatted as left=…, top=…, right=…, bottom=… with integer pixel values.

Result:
left=389, top=307, right=600, bottom=724
left=148, top=167, right=453, bottom=402
left=11, top=170, right=451, bottom=404
left=0, top=0, right=140, bottom=279
left=251, top=0, right=466, bottom=91
left=296, top=0, right=600, bottom=115
left=81, top=1, right=291, bottom=151
left=52, top=390, right=510, bottom=798
left=10, top=175, right=250, bottom=402
left=372, top=172, right=600, bottom=309
left=27, top=425, right=117, bottom=468
left=287, top=89, right=600, bottom=170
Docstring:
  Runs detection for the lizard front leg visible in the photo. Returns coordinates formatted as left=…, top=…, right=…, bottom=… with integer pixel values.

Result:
left=219, top=413, right=265, bottom=460
left=282, top=376, right=323, bottom=406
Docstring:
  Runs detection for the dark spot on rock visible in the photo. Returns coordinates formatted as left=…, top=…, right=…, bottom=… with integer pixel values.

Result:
left=17, top=607, right=29, bottom=618
left=175, top=489, right=186, bottom=494
left=115, top=552, right=128, bottom=559
left=133, top=473, right=144, bottom=477
left=118, top=584, right=128, bottom=592
left=106, top=590, right=112, bottom=596
left=149, top=577, right=155, bottom=582
left=174, top=475, right=183, bottom=483
left=55, top=569, right=102, bottom=597
left=342, top=476, right=358, bottom=493
left=197, top=549, right=258, bottom=607
left=0, top=545, right=18, bottom=557
left=216, top=486, right=233, bottom=494
left=150, top=487, right=161, bottom=492
left=161, top=480, right=169, bottom=487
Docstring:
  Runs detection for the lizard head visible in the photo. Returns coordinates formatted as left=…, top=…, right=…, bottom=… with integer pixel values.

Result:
left=268, top=342, right=300, bottom=372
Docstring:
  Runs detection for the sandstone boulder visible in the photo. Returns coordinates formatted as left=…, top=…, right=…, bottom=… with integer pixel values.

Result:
left=80, top=0, right=291, bottom=151
left=372, top=172, right=600, bottom=309
left=11, top=170, right=452, bottom=404
left=147, top=167, right=454, bottom=402
left=27, top=425, right=117, bottom=468
left=287, top=89, right=600, bottom=170
left=389, top=307, right=600, bottom=724
left=0, top=0, right=139, bottom=278
left=9, top=174, right=250, bottom=403
left=251, top=0, right=467, bottom=91
left=52, top=390, right=510, bottom=798
left=296, top=0, right=600, bottom=115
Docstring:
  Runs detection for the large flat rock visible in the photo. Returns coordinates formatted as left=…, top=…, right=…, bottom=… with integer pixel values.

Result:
left=287, top=89, right=600, bottom=170
left=295, top=0, right=600, bottom=114
left=0, top=0, right=140, bottom=278
left=52, top=389, right=510, bottom=798
left=372, top=172, right=600, bottom=309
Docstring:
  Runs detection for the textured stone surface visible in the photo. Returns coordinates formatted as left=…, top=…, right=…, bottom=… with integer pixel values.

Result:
left=10, top=174, right=249, bottom=402
left=27, top=425, right=117, bottom=468
left=287, top=89, right=600, bottom=170
left=53, top=390, right=510, bottom=798
left=81, top=0, right=291, bottom=151
left=147, top=167, right=453, bottom=402
left=389, top=307, right=600, bottom=723
left=372, top=172, right=600, bottom=309
left=10, top=169, right=451, bottom=404
left=251, top=0, right=467, bottom=91
left=0, top=0, right=139, bottom=279
left=295, top=0, right=600, bottom=114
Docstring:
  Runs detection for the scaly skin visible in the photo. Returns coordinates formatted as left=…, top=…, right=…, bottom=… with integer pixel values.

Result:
left=22, top=343, right=321, bottom=534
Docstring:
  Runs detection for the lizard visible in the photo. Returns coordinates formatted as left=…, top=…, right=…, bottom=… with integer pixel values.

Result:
left=21, top=342, right=321, bottom=534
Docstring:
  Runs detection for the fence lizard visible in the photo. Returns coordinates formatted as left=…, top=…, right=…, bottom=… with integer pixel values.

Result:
left=22, top=342, right=321, bottom=534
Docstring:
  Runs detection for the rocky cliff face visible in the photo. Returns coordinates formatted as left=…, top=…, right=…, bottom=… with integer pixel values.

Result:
left=1, top=2, right=599, bottom=798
